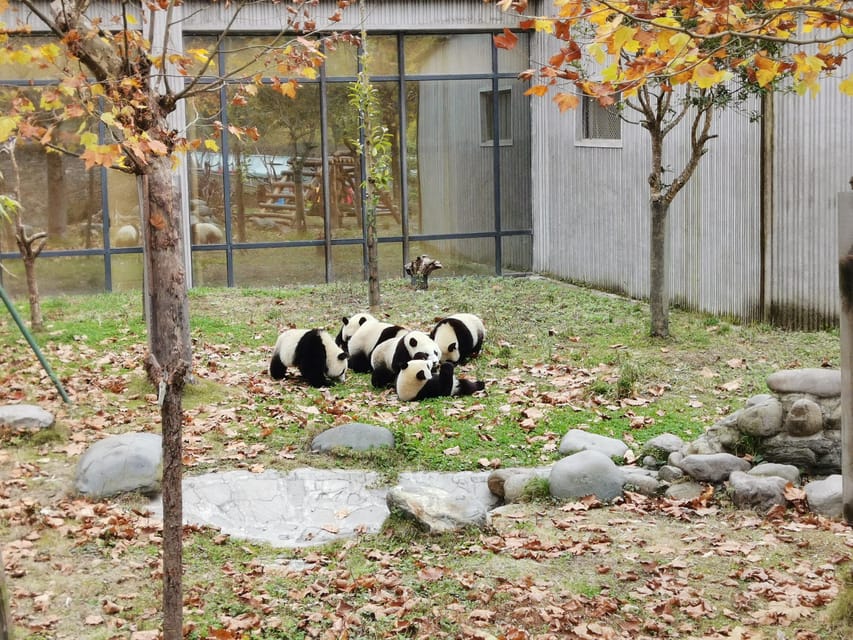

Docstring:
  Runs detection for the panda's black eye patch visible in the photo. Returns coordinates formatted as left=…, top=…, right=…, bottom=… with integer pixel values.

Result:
left=337, top=353, right=347, bottom=360
left=409, top=337, right=417, bottom=347
left=417, top=370, right=427, bottom=380
left=359, top=317, right=368, bottom=325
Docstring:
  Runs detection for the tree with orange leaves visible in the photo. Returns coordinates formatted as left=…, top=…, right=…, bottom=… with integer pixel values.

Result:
left=490, top=0, right=851, bottom=337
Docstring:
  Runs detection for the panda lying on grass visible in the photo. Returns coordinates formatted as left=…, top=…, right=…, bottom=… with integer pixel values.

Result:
left=269, top=328, right=348, bottom=388
left=395, top=359, right=485, bottom=402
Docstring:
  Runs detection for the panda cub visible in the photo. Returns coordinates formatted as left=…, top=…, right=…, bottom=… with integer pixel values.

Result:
left=347, top=318, right=407, bottom=373
left=396, top=360, right=485, bottom=402
left=370, top=330, right=441, bottom=388
left=335, top=312, right=375, bottom=351
left=269, top=328, right=348, bottom=388
left=430, top=313, right=486, bottom=363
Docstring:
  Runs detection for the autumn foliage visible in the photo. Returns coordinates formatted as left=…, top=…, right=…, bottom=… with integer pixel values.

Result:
left=490, top=0, right=852, bottom=106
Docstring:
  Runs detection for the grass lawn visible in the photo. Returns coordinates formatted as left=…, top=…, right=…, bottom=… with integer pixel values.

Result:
left=1, top=275, right=852, bottom=639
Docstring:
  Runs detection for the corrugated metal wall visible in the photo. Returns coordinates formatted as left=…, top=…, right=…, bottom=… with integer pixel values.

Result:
left=770, top=71, right=853, bottom=330
left=531, top=25, right=850, bottom=329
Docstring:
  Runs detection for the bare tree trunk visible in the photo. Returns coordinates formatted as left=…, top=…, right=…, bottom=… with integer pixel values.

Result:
left=139, top=158, right=191, bottom=640
left=0, top=548, right=12, bottom=640
left=649, top=199, right=669, bottom=338
left=366, top=204, right=380, bottom=308
left=838, top=191, right=853, bottom=525
left=46, top=151, right=67, bottom=238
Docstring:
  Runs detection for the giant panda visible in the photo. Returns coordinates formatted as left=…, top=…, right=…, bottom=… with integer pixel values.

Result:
left=335, top=312, right=376, bottom=350
left=430, top=313, right=486, bottom=364
left=396, top=360, right=485, bottom=402
left=269, top=328, right=348, bottom=388
left=346, top=319, right=407, bottom=373
left=370, top=330, right=441, bottom=388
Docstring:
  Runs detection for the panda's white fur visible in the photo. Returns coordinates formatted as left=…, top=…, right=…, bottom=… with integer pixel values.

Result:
left=269, top=328, right=348, bottom=388
left=335, top=312, right=376, bottom=350
left=370, top=330, right=441, bottom=388
left=396, top=360, right=485, bottom=401
left=346, top=319, right=407, bottom=373
left=430, top=313, right=486, bottom=363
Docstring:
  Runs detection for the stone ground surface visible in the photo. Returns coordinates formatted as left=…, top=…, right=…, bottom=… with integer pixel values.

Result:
left=147, top=468, right=497, bottom=547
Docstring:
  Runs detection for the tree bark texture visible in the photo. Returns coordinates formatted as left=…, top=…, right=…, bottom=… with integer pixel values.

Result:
left=140, top=159, right=192, bottom=640
left=46, top=151, right=67, bottom=237
left=0, top=549, right=11, bottom=640
left=366, top=204, right=380, bottom=309
left=14, top=221, right=46, bottom=331
left=838, top=192, right=853, bottom=525
left=649, top=200, right=669, bottom=338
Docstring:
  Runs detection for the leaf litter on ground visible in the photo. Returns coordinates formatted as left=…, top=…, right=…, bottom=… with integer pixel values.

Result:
left=1, top=276, right=852, bottom=638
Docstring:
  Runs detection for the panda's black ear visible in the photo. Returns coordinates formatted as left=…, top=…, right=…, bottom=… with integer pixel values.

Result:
left=342, top=316, right=349, bottom=324
left=417, top=370, right=427, bottom=381
left=400, top=361, right=410, bottom=370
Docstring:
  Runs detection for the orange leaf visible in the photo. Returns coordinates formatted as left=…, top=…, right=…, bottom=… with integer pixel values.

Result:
left=493, top=28, right=518, bottom=50
left=524, top=85, right=549, bottom=97
left=553, top=92, right=580, bottom=112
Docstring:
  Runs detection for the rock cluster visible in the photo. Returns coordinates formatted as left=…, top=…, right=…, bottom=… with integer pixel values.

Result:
left=4, top=366, right=850, bottom=544
left=685, top=368, right=842, bottom=475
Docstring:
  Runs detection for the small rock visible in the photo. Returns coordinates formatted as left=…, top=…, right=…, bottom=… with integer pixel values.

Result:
left=310, top=422, right=394, bottom=453
left=640, top=433, right=685, bottom=463
left=386, top=485, right=486, bottom=533
left=748, top=462, right=800, bottom=485
left=558, top=429, right=629, bottom=459
left=783, top=398, right=823, bottom=437
left=678, top=453, right=751, bottom=483
left=75, top=432, right=162, bottom=498
left=805, top=475, right=843, bottom=519
left=658, top=465, right=684, bottom=483
left=621, top=468, right=662, bottom=496
left=549, top=450, right=625, bottom=502
left=728, top=471, right=788, bottom=513
left=665, top=481, right=706, bottom=502
left=0, top=404, right=55, bottom=433
left=737, top=396, right=783, bottom=437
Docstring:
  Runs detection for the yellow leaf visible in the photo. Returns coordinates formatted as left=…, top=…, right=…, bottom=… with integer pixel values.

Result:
left=203, top=139, right=219, bottom=152
left=552, top=92, right=579, bottom=112
left=301, top=66, right=318, bottom=80
left=100, top=112, right=117, bottom=127
left=80, top=131, right=99, bottom=147
left=840, top=73, right=853, bottom=96
left=126, top=14, right=138, bottom=25
left=524, top=85, right=549, bottom=97
left=601, top=62, right=620, bottom=83
left=609, top=25, right=637, bottom=56
left=0, top=116, right=18, bottom=142
left=668, top=32, right=692, bottom=52
left=588, top=43, right=605, bottom=65
left=532, top=18, right=555, bottom=34
left=692, top=62, right=732, bottom=89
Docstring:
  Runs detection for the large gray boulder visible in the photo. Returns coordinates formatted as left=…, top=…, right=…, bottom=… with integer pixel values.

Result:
left=549, top=450, right=625, bottom=502
left=75, top=432, right=162, bottom=498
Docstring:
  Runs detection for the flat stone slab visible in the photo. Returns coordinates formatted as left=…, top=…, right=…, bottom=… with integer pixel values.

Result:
left=766, top=368, right=840, bottom=397
left=147, top=468, right=497, bottom=548
left=310, top=422, right=395, bottom=453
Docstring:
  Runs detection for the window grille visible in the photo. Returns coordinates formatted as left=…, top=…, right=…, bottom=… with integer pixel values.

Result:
left=582, top=95, right=621, bottom=140
left=480, top=88, right=512, bottom=145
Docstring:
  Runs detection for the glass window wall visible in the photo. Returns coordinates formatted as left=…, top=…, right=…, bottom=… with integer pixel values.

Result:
left=0, top=29, right=531, bottom=297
